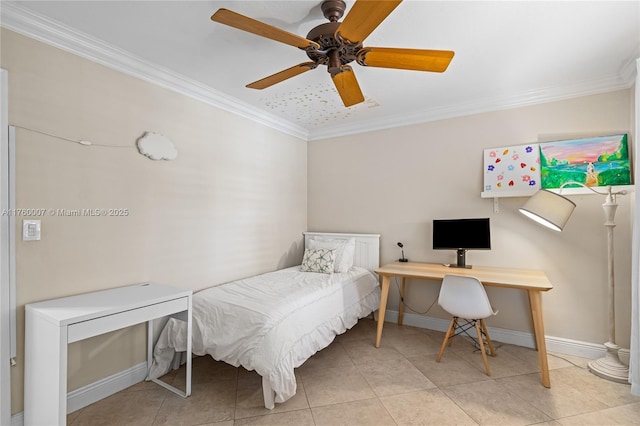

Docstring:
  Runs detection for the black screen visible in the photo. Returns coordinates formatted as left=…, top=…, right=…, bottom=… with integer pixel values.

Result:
left=432, top=218, right=491, bottom=250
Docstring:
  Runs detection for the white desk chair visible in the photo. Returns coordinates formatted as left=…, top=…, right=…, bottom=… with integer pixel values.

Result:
left=436, top=274, right=497, bottom=376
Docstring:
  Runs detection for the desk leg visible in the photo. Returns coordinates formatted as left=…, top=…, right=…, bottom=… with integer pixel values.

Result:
left=24, top=312, right=67, bottom=426
left=376, top=276, right=391, bottom=348
left=149, top=307, right=192, bottom=397
left=529, top=289, right=551, bottom=388
left=147, top=319, right=154, bottom=372
left=398, top=277, right=406, bottom=326
left=185, top=297, right=192, bottom=397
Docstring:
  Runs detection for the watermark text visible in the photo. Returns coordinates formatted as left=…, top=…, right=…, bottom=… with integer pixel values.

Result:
left=1, top=208, right=130, bottom=217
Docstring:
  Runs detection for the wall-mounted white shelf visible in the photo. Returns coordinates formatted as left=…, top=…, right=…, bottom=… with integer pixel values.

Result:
left=481, top=189, right=537, bottom=199
left=482, top=185, right=634, bottom=214
left=542, top=185, right=635, bottom=196
left=482, top=185, right=634, bottom=199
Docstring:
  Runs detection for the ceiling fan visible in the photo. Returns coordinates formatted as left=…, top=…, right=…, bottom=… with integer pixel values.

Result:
left=211, top=0, right=454, bottom=107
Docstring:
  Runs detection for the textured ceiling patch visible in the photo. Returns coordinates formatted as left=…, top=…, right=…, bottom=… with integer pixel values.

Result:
left=262, top=82, right=379, bottom=128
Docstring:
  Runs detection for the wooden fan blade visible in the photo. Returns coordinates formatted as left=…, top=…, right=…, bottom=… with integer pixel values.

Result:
left=212, top=9, right=320, bottom=50
left=247, top=62, right=317, bottom=89
left=331, top=65, right=365, bottom=107
left=358, top=47, right=454, bottom=72
left=336, top=0, right=402, bottom=43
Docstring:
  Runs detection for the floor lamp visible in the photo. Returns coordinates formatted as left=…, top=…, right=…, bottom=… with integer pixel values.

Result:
left=519, top=183, right=629, bottom=383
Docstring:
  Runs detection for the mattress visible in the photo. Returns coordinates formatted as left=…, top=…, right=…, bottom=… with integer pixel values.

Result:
left=148, top=265, right=380, bottom=403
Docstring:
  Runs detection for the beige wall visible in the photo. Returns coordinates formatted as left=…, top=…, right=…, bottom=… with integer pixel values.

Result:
left=2, top=29, right=307, bottom=414
left=308, top=89, right=634, bottom=349
left=2, top=25, right=636, bottom=417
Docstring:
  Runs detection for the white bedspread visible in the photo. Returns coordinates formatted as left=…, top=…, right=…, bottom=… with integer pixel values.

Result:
left=148, top=266, right=380, bottom=403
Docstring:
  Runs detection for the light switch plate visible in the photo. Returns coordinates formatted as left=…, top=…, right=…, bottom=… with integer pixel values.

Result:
left=22, top=220, right=41, bottom=241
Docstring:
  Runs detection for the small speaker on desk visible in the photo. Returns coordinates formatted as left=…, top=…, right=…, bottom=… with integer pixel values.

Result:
left=397, top=242, right=408, bottom=262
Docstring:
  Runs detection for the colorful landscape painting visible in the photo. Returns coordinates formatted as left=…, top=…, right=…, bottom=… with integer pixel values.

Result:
left=539, top=134, right=631, bottom=189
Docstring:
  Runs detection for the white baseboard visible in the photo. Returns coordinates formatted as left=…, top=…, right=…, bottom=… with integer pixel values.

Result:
left=384, top=309, right=629, bottom=363
left=619, top=348, right=630, bottom=366
left=67, top=362, right=148, bottom=413
left=11, top=312, right=632, bottom=425
left=12, top=362, right=148, bottom=426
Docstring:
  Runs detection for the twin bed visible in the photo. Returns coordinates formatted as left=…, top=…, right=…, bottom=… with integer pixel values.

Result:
left=147, top=232, right=381, bottom=409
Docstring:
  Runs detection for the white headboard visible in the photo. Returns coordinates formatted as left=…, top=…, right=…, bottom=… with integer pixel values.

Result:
left=303, top=232, right=380, bottom=272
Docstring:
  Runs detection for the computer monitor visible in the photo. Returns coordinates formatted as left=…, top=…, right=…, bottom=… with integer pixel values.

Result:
left=432, top=218, right=491, bottom=268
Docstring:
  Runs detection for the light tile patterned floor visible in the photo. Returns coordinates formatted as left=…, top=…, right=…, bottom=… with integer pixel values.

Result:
left=68, top=318, right=640, bottom=425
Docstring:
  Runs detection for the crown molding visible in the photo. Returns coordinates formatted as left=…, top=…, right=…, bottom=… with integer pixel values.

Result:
left=308, top=73, right=634, bottom=141
left=620, top=54, right=639, bottom=84
left=0, top=2, right=309, bottom=141
left=1, top=2, right=635, bottom=143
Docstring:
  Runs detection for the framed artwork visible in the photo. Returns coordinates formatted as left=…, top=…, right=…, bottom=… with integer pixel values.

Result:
left=539, top=134, right=631, bottom=189
left=483, top=144, right=540, bottom=195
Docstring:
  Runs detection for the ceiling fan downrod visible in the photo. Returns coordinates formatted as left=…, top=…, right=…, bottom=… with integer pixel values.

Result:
left=321, top=0, right=346, bottom=22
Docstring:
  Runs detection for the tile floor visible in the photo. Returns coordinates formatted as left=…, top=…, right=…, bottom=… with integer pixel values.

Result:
left=68, top=318, right=640, bottom=425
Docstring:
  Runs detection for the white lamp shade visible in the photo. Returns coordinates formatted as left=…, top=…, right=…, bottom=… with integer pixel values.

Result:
left=519, top=189, right=576, bottom=231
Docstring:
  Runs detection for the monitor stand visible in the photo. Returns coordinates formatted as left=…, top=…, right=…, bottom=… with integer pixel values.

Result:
left=451, top=249, right=472, bottom=269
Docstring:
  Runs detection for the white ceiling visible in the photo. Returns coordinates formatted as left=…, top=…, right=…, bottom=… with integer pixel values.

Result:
left=2, top=1, right=639, bottom=141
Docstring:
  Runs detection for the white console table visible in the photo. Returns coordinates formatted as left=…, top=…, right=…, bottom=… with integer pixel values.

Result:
left=24, top=283, right=192, bottom=426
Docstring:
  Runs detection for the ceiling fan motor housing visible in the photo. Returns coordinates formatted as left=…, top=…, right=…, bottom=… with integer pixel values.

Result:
left=305, top=22, right=362, bottom=74
left=303, top=0, right=363, bottom=75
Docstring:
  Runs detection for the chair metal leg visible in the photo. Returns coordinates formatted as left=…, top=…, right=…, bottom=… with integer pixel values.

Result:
left=437, top=318, right=456, bottom=362
left=480, top=319, right=496, bottom=357
left=475, top=321, right=491, bottom=376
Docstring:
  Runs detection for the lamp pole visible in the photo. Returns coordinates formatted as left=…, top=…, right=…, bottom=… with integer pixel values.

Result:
left=520, top=182, right=630, bottom=382
left=587, top=186, right=629, bottom=383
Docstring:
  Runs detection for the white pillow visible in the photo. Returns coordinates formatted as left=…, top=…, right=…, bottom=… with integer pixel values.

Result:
left=308, top=237, right=355, bottom=273
left=300, top=248, right=335, bottom=274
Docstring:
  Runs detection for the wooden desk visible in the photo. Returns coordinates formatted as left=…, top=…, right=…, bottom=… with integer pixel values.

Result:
left=374, top=262, right=553, bottom=387
left=24, top=283, right=192, bottom=426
